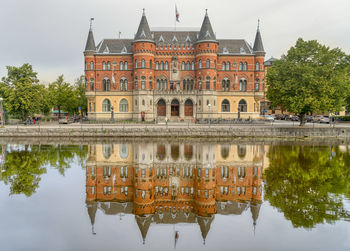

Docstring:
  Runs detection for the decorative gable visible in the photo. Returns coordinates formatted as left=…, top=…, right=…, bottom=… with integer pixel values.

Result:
left=185, top=35, right=191, bottom=43
left=158, top=35, right=164, bottom=42
left=121, top=46, right=127, bottom=54
left=240, top=47, right=246, bottom=54
left=223, top=47, right=229, bottom=54
left=103, top=46, right=110, bottom=53
left=172, top=35, right=178, bottom=42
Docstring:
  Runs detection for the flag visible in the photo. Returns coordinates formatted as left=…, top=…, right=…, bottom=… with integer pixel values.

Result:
left=175, top=5, right=180, bottom=22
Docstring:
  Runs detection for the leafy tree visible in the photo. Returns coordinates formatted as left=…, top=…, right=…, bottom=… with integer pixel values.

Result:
left=267, top=38, right=350, bottom=125
left=74, top=75, right=88, bottom=115
left=0, top=64, right=47, bottom=120
left=0, top=144, right=88, bottom=196
left=48, top=75, right=77, bottom=118
left=264, top=145, right=350, bottom=228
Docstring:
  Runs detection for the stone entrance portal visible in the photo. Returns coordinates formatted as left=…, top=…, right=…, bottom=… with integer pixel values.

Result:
left=157, top=99, right=166, bottom=116
left=184, top=99, right=193, bottom=117
left=171, top=99, right=180, bottom=117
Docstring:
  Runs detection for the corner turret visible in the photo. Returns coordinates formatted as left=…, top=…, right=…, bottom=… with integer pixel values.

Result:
left=84, top=20, right=96, bottom=55
left=196, top=9, right=217, bottom=43
left=134, top=8, right=154, bottom=42
left=253, top=20, right=265, bottom=56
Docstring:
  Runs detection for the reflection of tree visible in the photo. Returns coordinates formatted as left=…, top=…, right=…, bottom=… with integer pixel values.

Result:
left=264, top=146, right=350, bottom=228
left=0, top=145, right=88, bottom=196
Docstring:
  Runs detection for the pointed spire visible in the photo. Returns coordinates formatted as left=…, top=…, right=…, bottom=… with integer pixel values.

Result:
left=134, top=9, right=154, bottom=42
left=84, top=19, right=96, bottom=53
left=253, top=19, right=265, bottom=55
left=197, top=215, right=214, bottom=244
left=135, top=215, right=153, bottom=244
left=250, top=202, right=262, bottom=234
left=87, top=202, right=97, bottom=235
left=196, top=9, right=217, bottom=43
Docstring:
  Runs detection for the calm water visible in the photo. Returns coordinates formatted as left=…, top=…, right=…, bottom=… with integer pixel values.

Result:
left=0, top=141, right=349, bottom=251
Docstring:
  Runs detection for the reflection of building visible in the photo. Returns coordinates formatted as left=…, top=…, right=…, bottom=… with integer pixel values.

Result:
left=86, top=142, right=264, bottom=244
left=84, top=10, right=266, bottom=121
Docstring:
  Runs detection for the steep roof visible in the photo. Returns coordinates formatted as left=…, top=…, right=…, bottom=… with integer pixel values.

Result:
left=253, top=26, right=265, bottom=53
left=218, top=39, right=254, bottom=55
left=134, top=9, right=154, bottom=42
left=197, top=10, right=217, bottom=43
left=264, top=57, right=278, bottom=66
left=135, top=214, right=153, bottom=244
left=95, top=39, right=133, bottom=54
left=84, top=29, right=96, bottom=52
left=152, top=30, right=199, bottom=45
left=197, top=215, right=214, bottom=244
left=86, top=201, right=97, bottom=234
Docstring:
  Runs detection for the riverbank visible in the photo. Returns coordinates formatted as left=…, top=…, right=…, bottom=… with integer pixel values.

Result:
left=0, top=123, right=349, bottom=139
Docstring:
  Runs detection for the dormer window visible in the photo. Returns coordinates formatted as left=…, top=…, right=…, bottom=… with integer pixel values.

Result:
left=240, top=47, right=246, bottom=54
left=223, top=47, right=229, bottom=54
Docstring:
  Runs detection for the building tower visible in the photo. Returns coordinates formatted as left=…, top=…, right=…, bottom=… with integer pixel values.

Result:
left=194, top=10, right=218, bottom=120
left=132, top=9, right=156, bottom=121
left=253, top=20, right=266, bottom=100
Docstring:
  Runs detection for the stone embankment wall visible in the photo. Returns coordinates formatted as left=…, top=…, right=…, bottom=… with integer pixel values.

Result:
left=0, top=127, right=349, bottom=138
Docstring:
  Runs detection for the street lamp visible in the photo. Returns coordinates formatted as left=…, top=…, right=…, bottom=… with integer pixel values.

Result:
left=208, top=103, right=211, bottom=127
left=0, top=98, right=4, bottom=128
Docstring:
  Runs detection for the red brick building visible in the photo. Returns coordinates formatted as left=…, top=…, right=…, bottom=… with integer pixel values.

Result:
left=84, top=9, right=266, bottom=121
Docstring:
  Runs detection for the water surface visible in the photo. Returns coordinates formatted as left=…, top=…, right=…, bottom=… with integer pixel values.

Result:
left=0, top=141, right=349, bottom=251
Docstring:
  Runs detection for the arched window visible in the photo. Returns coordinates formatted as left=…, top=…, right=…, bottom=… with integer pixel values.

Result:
left=226, top=62, right=230, bottom=71
left=239, top=62, right=243, bottom=71
left=206, top=76, right=210, bottom=90
left=239, top=78, right=247, bottom=91
left=120, top=144, right=129, bottom=159
left=134, top=77, right=138, bottom=89
left=119, top=99, right=128, bottom=112
left=165, top=61, right=169, bottom=70
left=135, top=59, right=138, bottom=68
left=256, top=62, right=260, bottom=71
left=90, top=78, right=94, bottom=91
left=102, top=99, right=111, bottom=112
left=141, top=59, right=145, bottom=68
left=120, top=78, right=128, bottom=91
left=160, top=61, right=164, bottom=70
left=186, top=61, right=190, bottom=70
left=244, top=62, right=248, bottom=71
left=238, top=99, right=247, bottom=112
left=141, top=76, right=146, bottom=90
left=222, top=62, right=226, bottom=70
left=156, top=62, right=159, bottom=70
left=221, top=99, right=230, bottom=112
left=199, top=60, right=202, bottom=69
left=102, top=144, right=113, bottom=159
left=107, top=62, right=111, bottom=70
left=150, top=60, right=152, bottom=69
left=206, top=59, right=210, bottom=68
left=124, top=61, right=128, bottom=70
left=182, top=62, right=185, bottom=70
left=149, top=76, right=152, bottom=90
left=120, top=61, right=123, bottom=70
left=198, top=77, right=202, bottom=90
left=237, top=145, right=247, bottom=159
left=102, top=62, right=106, bottom=70
left=221, top=145, right=230, bottom=159
left=190, top=79, right=194, bottom=90
left=222, top=78, right=230, bottom=91
left=90, top=61, right=94, bottom=70
left=103, top=78, right=110, bottom=91
left=255, top=79, right=260, bottom=91
left=191, top=61, right=195, bottom=70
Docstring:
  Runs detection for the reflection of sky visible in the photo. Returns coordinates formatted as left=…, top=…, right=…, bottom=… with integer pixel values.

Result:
left=0, top=160, right=349, bottom=251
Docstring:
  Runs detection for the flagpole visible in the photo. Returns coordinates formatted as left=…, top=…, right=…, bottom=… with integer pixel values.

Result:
left=174, top=3, right=176, bottom=31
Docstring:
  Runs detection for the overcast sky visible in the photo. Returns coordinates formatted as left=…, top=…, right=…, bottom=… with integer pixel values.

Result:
left=0, top=0, right=349, bottom=84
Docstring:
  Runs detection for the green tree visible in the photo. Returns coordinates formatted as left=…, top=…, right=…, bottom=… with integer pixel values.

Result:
left=1, top=64, right=47, bottom=120
left=74, top=75, right=88, bottom=115
left=267, top=38, right=350, bottom=125
left=264, top=145, right=350, bottom=228
left=0, top=144, right=88, bottom=196
left=48, top=75, right=77, bottom=118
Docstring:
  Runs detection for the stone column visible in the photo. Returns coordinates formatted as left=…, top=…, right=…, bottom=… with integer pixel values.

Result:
left=180, top=100, right=184, bottom=119
left=166, top=100, right=171, bottom=120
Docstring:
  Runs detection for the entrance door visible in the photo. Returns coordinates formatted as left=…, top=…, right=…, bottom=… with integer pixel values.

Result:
left=184, top=99, right=193, bottom=116
left=171, top=99, right=180, bottom=117
left=157, top=99, right=166, bottom=116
